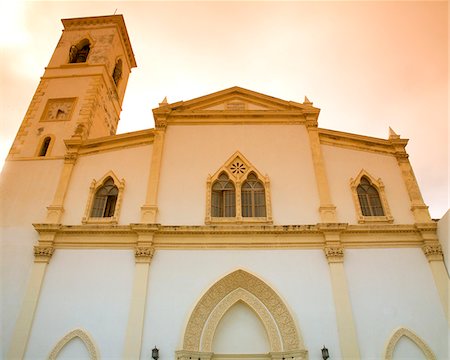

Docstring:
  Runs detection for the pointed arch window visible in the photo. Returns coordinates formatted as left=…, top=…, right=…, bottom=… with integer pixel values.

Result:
left=212, top=173, right=236, bottom=217
left=206, top=152, right=272, bottom=224
left=83, top=172, right=125, bottom=224
left=242, top=173, right=266, bottom=217
left=69, top=39, right=91, bottom=63
left=112, top=59, right=123, bottom=86
left=90, top=177, right=118, bottom=217
left=357, top=176, right=384, bottom=216
left=38, top=137, right=51, bottom=157
left=350, top=170, right=393, bottom=223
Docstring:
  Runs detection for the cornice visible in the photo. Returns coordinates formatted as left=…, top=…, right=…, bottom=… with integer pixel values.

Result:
left=31, top=223, right=429, bottom=250
left=318, top=128, right=402, bottom=156
left=70, top=129, right=155, bottom=156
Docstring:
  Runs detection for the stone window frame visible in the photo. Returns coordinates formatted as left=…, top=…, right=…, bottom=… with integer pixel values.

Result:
left=68, top=37, right=93, bottom=64
left=35, top=134, right=55, bottom=157
left=82, top=171, right=125, bottom=224
left=205, top=151, right=272, bottom=224
left=350, top=169, right=393, bottom=224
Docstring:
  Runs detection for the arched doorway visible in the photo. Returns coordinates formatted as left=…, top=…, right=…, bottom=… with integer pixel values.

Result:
left=176, top=270, right=308, bottom=360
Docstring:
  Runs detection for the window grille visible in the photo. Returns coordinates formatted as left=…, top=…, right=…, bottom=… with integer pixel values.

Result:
left=211, top=173, right=236, bottom=217
left=357, top=177, right=384, bottom=216
left=241, top=173, right=266, bottom=217
left=90, top=177, right=118, bottom=217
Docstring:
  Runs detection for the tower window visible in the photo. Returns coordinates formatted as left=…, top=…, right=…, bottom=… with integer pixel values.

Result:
left=241, top=173, right=266, bottom=217
left=112, top=59, right=123, bottom=86
left=212, top=173, right=236, bottom=217
left=90, top=177, right=118, bottom=218
left=69, top=39, right=91, bottom=63
left=39, top=137, right=51, bottom=157
left=357, top=176, right=385, bottom=216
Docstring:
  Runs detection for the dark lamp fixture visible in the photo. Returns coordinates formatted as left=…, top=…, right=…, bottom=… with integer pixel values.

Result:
left=321, top=345, right=330, bottom=360
left=152, top=346, right=159, bottom=360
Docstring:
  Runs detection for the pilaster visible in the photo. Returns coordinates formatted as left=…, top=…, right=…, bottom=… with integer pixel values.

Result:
left=305, top=115, right=337, bottom=222
left=7, top=225, right=58, bottom=359
left=140, top=116, right=167, bottom=223
left=123, top=225, right=157, bottom=358
left=320, top=224, right=360, bottom=359
left=416, top=223, right=449, bottom=322
left=389, top=133, right=431, bottom=222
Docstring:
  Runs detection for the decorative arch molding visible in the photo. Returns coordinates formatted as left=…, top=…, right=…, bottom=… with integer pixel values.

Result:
left=350, top=169, right=393, bottom=224
left=383, top=327, right=436, bottom=360
left=180, top=269, right=307, bottom=359
left=48, top=328, right=99, bottom=360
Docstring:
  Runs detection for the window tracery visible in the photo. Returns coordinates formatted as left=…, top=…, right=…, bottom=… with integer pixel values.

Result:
left=82, top=171, right=125, bottom=224
left=350, top=169, right=393, bottom=223
left=206, top=152, right=272, bottom=224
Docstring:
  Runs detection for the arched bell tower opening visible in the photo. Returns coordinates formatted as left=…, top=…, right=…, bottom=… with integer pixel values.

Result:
left=176, top=270, right=308, bottom=360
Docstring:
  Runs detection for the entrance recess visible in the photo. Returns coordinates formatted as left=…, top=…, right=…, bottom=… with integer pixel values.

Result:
left=176, top=270, right=308, bottom=360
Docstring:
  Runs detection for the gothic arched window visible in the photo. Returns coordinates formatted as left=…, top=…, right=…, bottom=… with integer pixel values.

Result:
left=356, top=176, right=385, bottom=216
left=112, top=59, right=123, bottom=86
left=90, top=177, right=118, bottom=218
left=241, top=173, right=266, bottom=217
left=69, top=39, right=91, bottom=63
left=38, top=137, right=51, bottom=157
left=211, top=173, right=236, bottom=217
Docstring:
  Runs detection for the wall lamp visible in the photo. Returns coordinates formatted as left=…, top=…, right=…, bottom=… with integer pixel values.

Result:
left=152, top=346, right=159, bottom=360
left=321, top=345, right=330, bottom=360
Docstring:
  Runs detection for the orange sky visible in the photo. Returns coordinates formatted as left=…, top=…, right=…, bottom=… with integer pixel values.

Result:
left=1, top=1, right=448, bottom=217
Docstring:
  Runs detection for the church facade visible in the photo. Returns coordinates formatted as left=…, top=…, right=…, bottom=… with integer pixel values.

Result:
left=1, top=15, right=448, bottom=360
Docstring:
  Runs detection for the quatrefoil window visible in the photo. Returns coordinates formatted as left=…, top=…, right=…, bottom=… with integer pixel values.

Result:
left=230, top=161, right=246, bottom=174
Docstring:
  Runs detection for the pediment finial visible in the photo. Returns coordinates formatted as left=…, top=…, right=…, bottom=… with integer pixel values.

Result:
left=159, top=97, right=168, bottom=107
left=388, top=127, right=400, bottom=140
left=303, top=96, right=312, bottom=105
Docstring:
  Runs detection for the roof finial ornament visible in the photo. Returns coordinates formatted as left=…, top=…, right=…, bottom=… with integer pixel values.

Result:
left=159, top=97, right=168, bottom=107
left=303, top=96, right=312, bottom=105
left=388, top=127, right=400, bottom=140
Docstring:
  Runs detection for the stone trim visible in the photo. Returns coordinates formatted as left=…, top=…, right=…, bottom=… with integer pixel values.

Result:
left=33, top=246, right=54, bottom=263
left=182, top=269, right=305, bottom=352
left=135, top=246, right=155, bottom=263
left=48, top=328, right=99, bottom=360
left=324, top=246, right=344, bottom=263
left=383, top=327, right=436, bottom=360
left=423, top=244, right=444, bottom=261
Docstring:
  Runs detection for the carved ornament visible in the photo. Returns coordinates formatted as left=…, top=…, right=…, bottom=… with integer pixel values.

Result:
left=34, top=246, right=54, bottom=263
left=135, top=246, right=155, bottom=263
left=422, top=244, right=443, bottom=261
left=324, top=246, right=344, bottom=263
left=48, top=328, right=99, bottom=360
left=383, top=327, right=436, bottom=360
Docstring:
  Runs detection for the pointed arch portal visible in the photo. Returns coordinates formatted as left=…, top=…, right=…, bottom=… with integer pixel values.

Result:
left=48, top=328, right=99, bottom=360
left=383, top=327, right=436, bottom=360
left=177, top=270, right=308, bottom=360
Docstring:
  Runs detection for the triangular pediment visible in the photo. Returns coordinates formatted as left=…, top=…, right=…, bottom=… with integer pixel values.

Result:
left=156, top=86, right=316, bottom=112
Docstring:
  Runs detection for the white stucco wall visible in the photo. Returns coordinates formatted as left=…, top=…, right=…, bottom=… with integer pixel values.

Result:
left=344, top=248, right=447, bottom=359
left=141, top=249, right=341, bottom=360
left=62, top=144, right=152, bottom=224
left=158, top=124, right=321, bottom=225
left=25, top=249, right=134, bottom=359
left=0, top=159, right=63, bottom=356
left=321, top=145, right=415, bottom=224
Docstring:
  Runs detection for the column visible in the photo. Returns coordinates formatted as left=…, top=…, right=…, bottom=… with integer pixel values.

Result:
left=123, top=228, right=156, bottom=358
left=322, top=227, right=360, bottom=359
left=305, top=115, right=337, bottom=223
left=7, top=242, right=55, bottom=359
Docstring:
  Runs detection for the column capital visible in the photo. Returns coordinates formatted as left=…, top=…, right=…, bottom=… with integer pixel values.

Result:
left=34, top=246, right=54, bottom=263
left=135, top=246, right=155, bottom=264
left=324, top=246, right=344, bottom=263
left=423, top=244, right=444, bottom=261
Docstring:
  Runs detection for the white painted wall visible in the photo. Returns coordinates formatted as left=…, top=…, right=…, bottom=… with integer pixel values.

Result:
left=25, top=249, right=134, bottom=359
left=141, top=249, right=341, bottom=360
left=212, top=302, right=270, bottom=354
left=344, top=248, right=447, bottom=359
left=0, top=159, right=63, bottom=357
left=62, top=144, right=152, bottom=224
left=158, top=124, right=321, bottom=225
left=392, top=337, right=427, bottom=359
left=321, top=145, right=415, bottom=224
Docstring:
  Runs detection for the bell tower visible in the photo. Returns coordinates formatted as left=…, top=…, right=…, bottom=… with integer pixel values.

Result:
left=8, top=15, right=137, bottom=159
